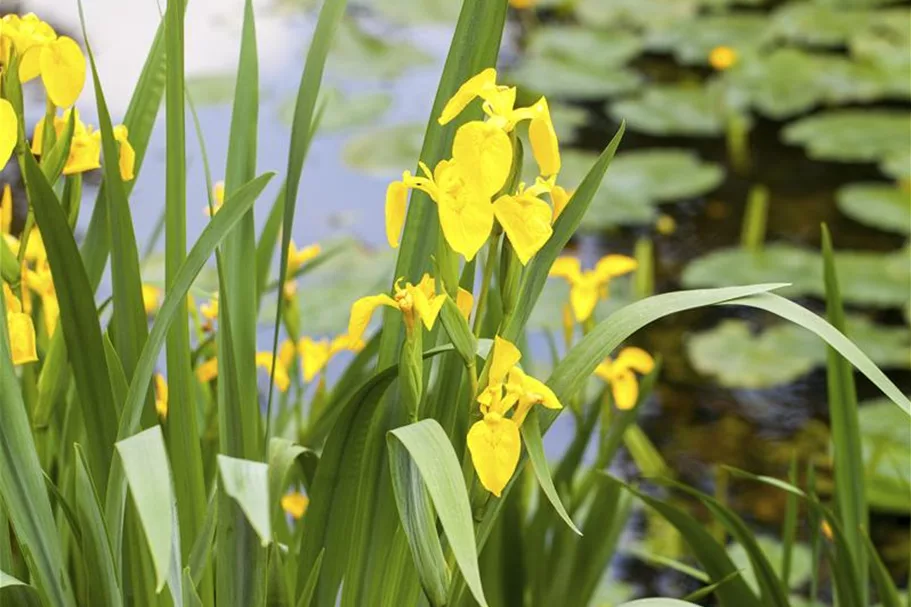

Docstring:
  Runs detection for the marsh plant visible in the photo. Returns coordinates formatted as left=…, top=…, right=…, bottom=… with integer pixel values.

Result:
left=0, top=2, right=908, bottom=607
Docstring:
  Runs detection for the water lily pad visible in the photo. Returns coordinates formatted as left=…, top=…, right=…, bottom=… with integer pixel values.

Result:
left=328, top=21, right=433, bottom=80
left=881, top=149, right=911, bottom=180
left=782, top=110, right=911, bottom=165
left=608, top=84, right=730, bottom=137
left=687, top=316, right=910, bottom=388
left=770, top=2, right=875, bottom=46
left=574, top=0, right=702, bottom=31
left=523, top=26, right=643, bottom=67
left=850, top=10, right=911, bottom=98
left=645, top=14, right=771, bottom=65
left=836, top=183, right=911, bottom=235
left=506, top=54, right=642, bottom=101
left=728, top=537, right=812, bottom=593
left=859, top=397, right=911, bottom=512
left=342, top=123, right=425, bottom=177
left=682, top=244, right=911, bottom=308
left=187, top=73, right=237, bottom=106
left=361, top=0, right=460, bottom=25
left=279, top=88, right=393, bottom=132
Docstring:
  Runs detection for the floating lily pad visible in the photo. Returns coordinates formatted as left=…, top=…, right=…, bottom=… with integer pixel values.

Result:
left=574, top=0, right=702, bottom=31
left=342, top=123, right=425, bottom=177
left=728, top=537, right=812, bottom=593
left=279, top=88, right=393, bottom=133
left=142, top=253, right=219, bottom=299
left=645, top=14, right=771, bottom=65
left=859, top=397, right=911, bottom=512
left=360, top=0, right=460, bottom=25
left=783, top=110, right=911, bottom=165
left=506, top=55, right=642, bottom=101
left=187, top=73, right=237, bottom=106
left=836, top=183, right=911, bottom=235
left=682, top=244, right=911, bottom=308
left=850, top=11, right=911, bottom=99
left=881, top=149, right=911, bottom=180
left=548, top=149, right=724, bottom=229
left=687, top=317, right=910, bottom=388
left=328, top=21, right=433, bottom=80
left=770, top=2, right=875, bottom=46
left=609, top=84, right=731, bottom=137
left=725, top=48, right=888, bottom=118
left=523, top=26, right=643, bottom=67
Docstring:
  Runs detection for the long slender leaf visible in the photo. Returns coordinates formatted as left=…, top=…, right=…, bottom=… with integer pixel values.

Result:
left=521, top=410, right=581, bottom=535
left=862, top=529, right=902, bottom=607
left=295, top=550, right=324, bottom=607
left=22, top=149, right=118, bottom=486
left=217, top=455, right=272, bottom=547
left=0, top=571, right=43, bottom=607
left=0, top=283, right=76, bottom=606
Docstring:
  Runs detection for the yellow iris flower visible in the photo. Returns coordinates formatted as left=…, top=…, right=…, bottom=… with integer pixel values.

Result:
left=1, top=13, right=85, bottom=107
left=23, top=260, right=57, bottom=336
left=468, top=336, right=562, bottom=496
left=32, top=109, right=135, bottom=181
left=255, top=339, right=296, bottom=393
left=548, top=254, right=638, bottom=322
left=348, top=274, right=447, bottom=342
left=298, top=333, right=362, bottom=382
left=287, top=241, right=321, bottom=277
left=0, top=100, right=16, bottom=170
left=142, top=284, right=162, bottom=315
left=281, top=491, right=309, bottom=520
left=205, top=181, right=226, bottom=216
left=196, top=357, right=219, bottom=384
left=154, top=373, right=168, bottom=418
left=492, top=177, right=555, bottom=264
left=594, top=347, right=655, bottom=410
left=0, top=184, right=12, bottom=234
left=4, top=283, right=38, bottom=365
left=438, top=68, right=560, bottom=178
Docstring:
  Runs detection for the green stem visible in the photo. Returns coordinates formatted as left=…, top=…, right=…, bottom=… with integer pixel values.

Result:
left=472, top=234, right=499, bottom=337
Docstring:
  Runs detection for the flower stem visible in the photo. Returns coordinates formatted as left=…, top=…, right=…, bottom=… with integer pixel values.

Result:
left=472, top=234, right=499, bottom=337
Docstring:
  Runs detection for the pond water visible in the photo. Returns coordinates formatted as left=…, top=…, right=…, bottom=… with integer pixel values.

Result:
left=11, top=0, right=911, bottom=600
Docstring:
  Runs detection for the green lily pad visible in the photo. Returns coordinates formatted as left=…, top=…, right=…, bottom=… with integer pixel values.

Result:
left=506, top=55, right=642, bottom=101
left=725, top=48, right=888, bottom=118
left=608, top=84, right=731, bottom=137
left=770, top=2, right=875, bottom=46
left=574, top=0, right=702, bottom=31
left=850, top=10, right=911, bottom=98
left=687, top=316, right=910, bottom=388
left=360, top=0, right=460, bottom=25
left=836, top=183, right=911, bottom=235
left=859, top=397, right=911, bottom=512
left=546, top=149, right=724, bottom=229
left=187, top=73, right=237, bottom=106
left=141, top=253, right=219, bottom=299
left=681, top=243, right=911, bottom=308
left=782, top=110, right=911, bottom=165
left=279, top=88, right=393, bottom=132
left=523, top=26, right=643, bottom=67
left=645, top=14, right=771, bottom=65
left=728, top=537, right=812, bottom=593
left=342, top=123, right=425, bottom=177
left=881, top=149, right=911, bottom=180
left=328, top=21, right=433, bottom=80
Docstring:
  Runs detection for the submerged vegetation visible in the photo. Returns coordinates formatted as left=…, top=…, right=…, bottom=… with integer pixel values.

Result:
left=0, top=1, right=908, bottom=607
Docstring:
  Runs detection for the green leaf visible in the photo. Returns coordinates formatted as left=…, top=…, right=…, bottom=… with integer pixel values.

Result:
left=186, top=73, right=237, bottom=105
left=861, top=529, right=902, bottom=607
left=646, top=13, right=770, bottom=64
left=39, top=109, right=75, bottom=183
left=116, top=426, right=174, bottom=592
left=183, top=568, right=204, bottom=607
left=0, top=286, right=76, bottom=606
left=188, top=489, right=217, bottom=586
left=0, top=572, right=43, bottom=607
left=295, top=550, right=324, bottom=607
left=858, top=397, right=911, bottom=512
left=783, top=110, right=911, bottom=164
left=268, top=438, right=319, bottom=530
left=836, top=183, right=911, bottom=235
left=521, top=410, right=581, bottom=535
left=438, top=297, right=476, bottom=366
left=218, top=455, right=272, bottom=546
left=388, top=420, right=487, bottom=607
left=22, top=149, right=118, bottom=487
left=74, top=446, right=123, bottom=607
left=618, top=599, right=702, bottom=607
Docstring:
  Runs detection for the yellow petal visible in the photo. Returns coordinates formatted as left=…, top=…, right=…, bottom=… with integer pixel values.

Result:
left=347, top=293, right=398, bottom=343
left=594, top=254, right=638, bottom=282
left=196, top=358, right=219, bottom=383
left=528, top=98, right=560, bottom=177
left=256, top=352, right=290, bottom=393
left=63, top=131, right=101, bottom=175
left=411, top=286, right=446, bottom=331
left=490, top=335, right=521, bottom=386
left=521, top=374, right=561, bottom=410
left=278, top=339, right=297, bottom=370
left=611, top=369, right=638, bottom=410
left=493, top=193, right=553, bottom=265
left=299, top=337, right=330, bottom=382
left=456, top=287, right=474, bottom=320
left=709, top=46, right=737, bottom=71
left=438, top=67, right=497, bottom=125
left=594, top=358, right=613, bottom=383
left=19, top=45, right=44, bottom=83
left=113, top=125, right=135, bottom=181
left=437, top=186, right=493, bottom=261
left=1, top=184, right=12, bottom=234
left=142, top=284, right=161, bottom=315
left=329, top=333, right=357, bottom=356
left=281, top=491, right=309, bottom=520
left=0, top=99, right=17, bottom=170
left=548, top=256, right=582, bottom=284
left=569, top=282, right=599, bottom=322
left=615, top=347, right=655, bottom=374
left=550, top=185, right=572, bottom=223
left=154, top=374, right=168, bottom=419
left=288, top=241, right=321, bottom=275
left=8, top=311, right=38, bottom=365
left=466, top=412, right=521, bottom=497
left=40, top=36, right=86, bottom=107
left=385, top=181, right=408, bottom=248
left=451, top=121, right=512, bottom=197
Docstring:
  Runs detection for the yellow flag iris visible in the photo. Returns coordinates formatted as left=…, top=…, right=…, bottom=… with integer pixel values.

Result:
left=549, top=254, right=638, bottom=322
left=32, top=109, right=135, bottom=180
left=298, top=333, right=363, bottom=382
left=348, top=274, right=447, bottom=342
left=468, top=336, right=562, bottom=496
left=154, top=374, right=169, bottom=419
left=281, top=491, right=309, bottom=520
left=0, top=100, right=17, bottom=170
left=4, top=284, right=38, bottom=365
left=595, top=347, right=655, bottom=410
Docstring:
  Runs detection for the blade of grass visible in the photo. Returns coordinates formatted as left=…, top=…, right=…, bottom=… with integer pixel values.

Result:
left=780, top=455, right=798, bottom=589
left=521, top=410, right=581, bottom=535
left=862, top=529, right=902, bottom=607
left=0, top=572, right=42, bottom=607
left=0, top=283, right=76, bottom=606
left=821, top=224, right=867, bottom=602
